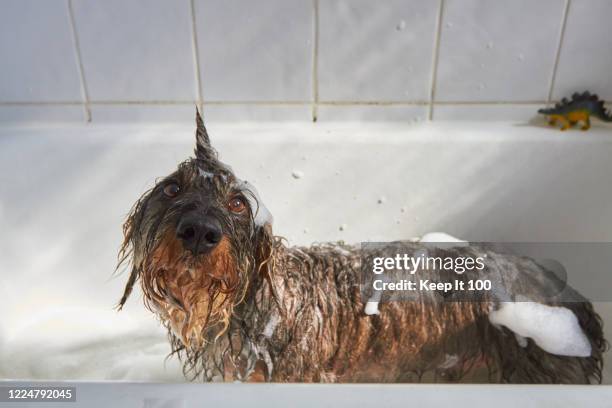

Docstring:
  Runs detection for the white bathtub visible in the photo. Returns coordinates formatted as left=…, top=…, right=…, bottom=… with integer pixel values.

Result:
left=0, top=121, right=611, bottom=388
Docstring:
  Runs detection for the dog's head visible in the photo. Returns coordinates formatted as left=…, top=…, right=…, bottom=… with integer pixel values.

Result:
left=117, top=111, right=273, bottom=350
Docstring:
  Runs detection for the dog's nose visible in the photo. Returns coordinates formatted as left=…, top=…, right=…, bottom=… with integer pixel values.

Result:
left=176, top=215, right=223, bottom=255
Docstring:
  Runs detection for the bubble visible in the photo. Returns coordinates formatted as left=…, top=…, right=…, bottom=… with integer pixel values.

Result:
left=378, top=196, right=387, bottom=204
left=339, top=224, right=347, bottom=231
left=396, top=20, right=406, bottom=31
left=291, top=170, right=304, bottom=179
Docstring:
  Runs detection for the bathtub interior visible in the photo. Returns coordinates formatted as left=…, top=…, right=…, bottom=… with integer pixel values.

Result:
left=0, top=120, right=611, bottom=384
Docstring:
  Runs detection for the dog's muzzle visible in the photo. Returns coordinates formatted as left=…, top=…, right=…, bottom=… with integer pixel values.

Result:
left=176, top=213, right=223, bottom=255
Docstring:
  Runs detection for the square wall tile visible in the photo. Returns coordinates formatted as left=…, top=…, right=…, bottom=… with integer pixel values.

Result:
left=435, top=0, right=565, bottom=102
left=90, top=104, right=196, bottom=123
left=553, top=0, right=612, bottom=101
left=0, top=0, right=83, bottom=102
left=72, top=0, right=196, bottom=101
left=318, top=0, right=439, bottom=102
left=195, top=0, right=313, bottom=102
left=316, top=105, right=427, bottom=122
left=433, top=104, right=541, bottom=121
left=0, top=106, right=85, bottom=123
left=202, top=105, right=312, bottom=122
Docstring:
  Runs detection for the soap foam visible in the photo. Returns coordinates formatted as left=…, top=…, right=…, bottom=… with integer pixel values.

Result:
left=489, top=301, right=591, bottom=357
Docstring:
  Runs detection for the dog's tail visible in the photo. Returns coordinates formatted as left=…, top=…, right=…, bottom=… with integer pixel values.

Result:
left=489, top=301, right=607, bottom=384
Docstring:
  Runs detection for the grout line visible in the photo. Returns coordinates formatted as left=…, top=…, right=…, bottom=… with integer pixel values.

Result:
left=311, top=0, right=320, bottom=122
left=432, top=101, right=550, bottom=106
left=318, top=101, right=429, bottom=106
left=0, top=101, right=308, bottom=106
left=66, top=0, right=91, bottom=122
left=427, top=0, right=445, bottom=121
left=547, top=0, right=571, bottom=104
left=89, top=100, right=310, bottom=106
left=189, top=0, right=204, bottom=114
left=0, top=100, right=581, bottom=107
left=0, top=101, right=85, bottom=106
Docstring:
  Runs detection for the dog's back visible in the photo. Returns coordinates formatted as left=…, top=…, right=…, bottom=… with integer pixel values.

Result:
left=234, top=242, right=606, bottom=383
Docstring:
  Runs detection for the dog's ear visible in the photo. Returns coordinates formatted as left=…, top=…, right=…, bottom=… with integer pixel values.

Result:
left=194, top=108, right=217, bottom=162
left=255, top=223, right=275, bottom=278
left=116, top=214, right=140, bottom=310
left=115, top=190, right=150, bottom=310
left=255, top=223, right=283, bottom=307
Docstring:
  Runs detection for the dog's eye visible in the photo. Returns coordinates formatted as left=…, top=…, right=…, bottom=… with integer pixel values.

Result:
left=163, top=182, right=180, bottom=198
left=228, top=197, right=246, bottom=213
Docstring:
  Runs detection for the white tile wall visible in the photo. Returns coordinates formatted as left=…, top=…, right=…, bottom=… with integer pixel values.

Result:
left=552, top=0, right=612, bottom=101
left=201, top=104, right=312, bottom=122
left=71, top=0, right=197, bottom=102
left=89, top=105, right=197, bottom=123
left=316, top=104, right=427, bottom=122
left=435, top=0, right=565, bottom=102
left=433, top=104, right=542, bottom=121
left=0, top=0, right=611, bottom=123
left=0, top=0, right=83, bottom=102
left=0, top=106, right=85, bottom=123
left=318, top=0, right=438, bottom=102
left=195, top=0, right=313, bottom=102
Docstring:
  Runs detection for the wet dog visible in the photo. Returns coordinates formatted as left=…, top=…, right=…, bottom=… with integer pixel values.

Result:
left=117, top=112, right=606, bottom=383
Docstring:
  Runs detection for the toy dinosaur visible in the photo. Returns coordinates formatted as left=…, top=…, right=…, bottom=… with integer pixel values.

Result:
left=538, top=91, right=612, bottom=131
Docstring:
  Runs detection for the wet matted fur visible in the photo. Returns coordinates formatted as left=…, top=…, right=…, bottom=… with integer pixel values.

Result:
left=117, top=112, right=607, bottom=383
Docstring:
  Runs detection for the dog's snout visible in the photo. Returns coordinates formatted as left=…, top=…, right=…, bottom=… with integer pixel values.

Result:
left=177, top=214, right=223, bottom=255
